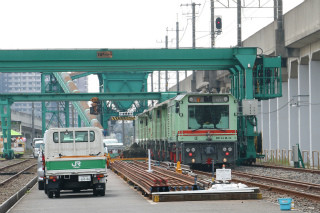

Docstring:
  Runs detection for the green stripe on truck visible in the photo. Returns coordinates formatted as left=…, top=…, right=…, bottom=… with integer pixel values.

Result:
left=46, top=159, right=106, bottom=170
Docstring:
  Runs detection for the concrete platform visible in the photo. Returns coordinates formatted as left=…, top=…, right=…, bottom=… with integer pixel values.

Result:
left=6, top=169, right=300, bottom=213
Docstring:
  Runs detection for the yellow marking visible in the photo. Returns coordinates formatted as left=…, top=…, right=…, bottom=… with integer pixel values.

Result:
left=257, top=193, right=262, bottom=199
left=176, top=161, right=182, bottom=174
left=153, top=195, right=159, bottom=202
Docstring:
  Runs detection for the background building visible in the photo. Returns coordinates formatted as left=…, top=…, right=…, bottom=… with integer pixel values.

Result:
left=0, top=72, right=88, bottom=126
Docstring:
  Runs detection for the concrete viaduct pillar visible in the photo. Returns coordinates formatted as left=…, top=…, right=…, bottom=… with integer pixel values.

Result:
left=309, top=53, right=320, bottom=165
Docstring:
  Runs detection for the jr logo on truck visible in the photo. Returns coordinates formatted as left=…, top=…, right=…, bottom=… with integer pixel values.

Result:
left=72, top=161, right=81, bottom=168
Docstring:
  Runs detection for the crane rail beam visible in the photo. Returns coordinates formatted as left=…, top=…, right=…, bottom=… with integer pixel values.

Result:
left=0, top=48, right=257, bottom=72
left=0, top=92, right=178, bottom=102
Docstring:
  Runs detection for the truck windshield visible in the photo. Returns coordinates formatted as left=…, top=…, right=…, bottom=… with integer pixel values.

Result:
left=53, top=131, right=95, bottom=143
left=188, top=105, right=229, bottom=129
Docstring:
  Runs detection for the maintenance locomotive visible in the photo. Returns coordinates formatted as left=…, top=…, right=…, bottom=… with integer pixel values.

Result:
left=135, top=93, right=239, bottom=169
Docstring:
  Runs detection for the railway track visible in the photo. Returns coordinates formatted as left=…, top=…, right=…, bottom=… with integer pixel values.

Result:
left=0, top=159, right=37, bottom=205
left=0, top=164, right=36, bottom=186
left=253, top=164, right=320, bottom=174
left=194, top=169, right=320, bottom=201
left=0, top=159, right=30, bottom=171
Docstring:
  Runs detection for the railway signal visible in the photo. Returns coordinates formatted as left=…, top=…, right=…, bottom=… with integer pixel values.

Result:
left=215, top=16, right=222, bottom=32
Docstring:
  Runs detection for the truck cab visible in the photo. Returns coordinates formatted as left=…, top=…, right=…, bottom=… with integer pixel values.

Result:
left=44, top=127, right=107, bottom=198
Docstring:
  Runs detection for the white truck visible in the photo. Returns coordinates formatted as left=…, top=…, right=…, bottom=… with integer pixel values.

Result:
left=44, top=127, right=107, bottom=198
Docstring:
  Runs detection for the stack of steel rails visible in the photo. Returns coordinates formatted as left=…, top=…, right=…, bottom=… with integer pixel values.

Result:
left=111, top=161, right=198, bottom=195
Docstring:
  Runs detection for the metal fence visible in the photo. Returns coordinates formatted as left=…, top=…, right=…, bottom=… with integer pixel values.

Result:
left=259, top=149, right=320, bottom=170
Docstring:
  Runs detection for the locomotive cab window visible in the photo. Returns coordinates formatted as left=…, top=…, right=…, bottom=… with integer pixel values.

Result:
left=188, top=105, right=229, bottom=129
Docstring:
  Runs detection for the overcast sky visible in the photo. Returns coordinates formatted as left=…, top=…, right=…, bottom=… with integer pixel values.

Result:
left=0, top=0, right=304, bottom=91
left=0, top=0, right=304, bottom=49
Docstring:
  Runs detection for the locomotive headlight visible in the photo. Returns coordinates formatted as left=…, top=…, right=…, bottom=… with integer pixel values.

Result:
left=186, top=148, right=190, bottom=152
left=222, top=147, right=227, bottom=152
left=191, top=158, right=196, bottom=163
left=223, top=158, right=227, bottom=163
left=191, top=148, right=196, bottom=152
left=189, top=97, right=194, bottom=102
left=228, top=147, right=232, bottom=152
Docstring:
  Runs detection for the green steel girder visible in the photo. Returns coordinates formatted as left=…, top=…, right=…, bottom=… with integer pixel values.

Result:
left=0, top=92, right=178, bottom=102
left=0, top=99, right=13, bottom=159
left=98, top=72, right=150, bottom=130
left=102, top=72, right=149, bottom=110
left=52, top=72, right=94, bottom=128
left=40, top=73, right=69, bottom=134
left=0, top=48, right=282, bottom=162
left=70, top=72, right=93, bottom=80
left=0, top=48, right=257, bottom=72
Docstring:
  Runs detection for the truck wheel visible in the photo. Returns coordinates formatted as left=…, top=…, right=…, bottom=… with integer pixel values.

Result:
left=38, top=181, right=44, bottom=190
left=55, top=191, right=60, bottom=198
left=48, top=191, right=53, bottom=198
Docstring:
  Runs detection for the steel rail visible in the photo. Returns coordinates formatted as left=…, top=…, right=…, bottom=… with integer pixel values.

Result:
left=0, top=160, right=30, bottom=172
left=193, top=170, right=320, bottom=201
left=253, top=164, right=320, bottom=174
left=232, top=171, right=320, bottom=191
left=112, top=161, right=197, bottom=194
left=134, top=161, right=195, bottom=185
left=0, top=163, right=36, bottom=186
left=231, top=177, right=320, bottom=201
left=112, top=163, right=152, bottom=193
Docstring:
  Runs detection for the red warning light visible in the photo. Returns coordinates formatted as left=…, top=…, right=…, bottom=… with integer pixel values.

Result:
left=189, top=152, right=193, bottom=157
left=225, top=152, right=230, bottom=156
left=216, top=17, right=222, bottom=30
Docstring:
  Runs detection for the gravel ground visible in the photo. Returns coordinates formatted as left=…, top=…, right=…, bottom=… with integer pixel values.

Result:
left=0, top=158, right=37, bottom=205
left=233, top=166, right=320, bottom=213
left=235, top=166, right=320, bottom=184
left=0, top=158, right=28, bottom=169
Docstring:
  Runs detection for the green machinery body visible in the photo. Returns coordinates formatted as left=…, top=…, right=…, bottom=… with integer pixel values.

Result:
left=0, top=48, right=281, bottom=161
left=135, top=93, right=239, bottom=166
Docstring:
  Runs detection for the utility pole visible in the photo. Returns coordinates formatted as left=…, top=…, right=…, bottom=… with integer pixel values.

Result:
left=176, top=21, right=180, bottom=92
left=31, top=102, right=35, bottom=141
left=274, top=0, right=278, bottom=21
left=167, top=19, right=184, bottom=89
left=158, top=71, right=161, bottom=92
left=192, top=3, right=198, bottom=48
left=204, top=0, right=216, bottom=90
left=122, top=120, right=125, bottom=145
left=181, top=2, right=200, bottom=92
left=71, top=104, right=75, bottom=127
left=214, top=1, right=275, bottom=47
left=210, top=0, right=215, bottom=48
left=275, top=0, right=285, bottom=56
left=237, top=0, right=242, bottom=47
left=165, top=35, right=168, bottom=92
left=151, top=72, right=154, bottom=106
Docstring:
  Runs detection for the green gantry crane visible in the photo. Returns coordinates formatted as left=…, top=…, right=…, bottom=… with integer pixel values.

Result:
left=0, top=48, right=281, bottom=161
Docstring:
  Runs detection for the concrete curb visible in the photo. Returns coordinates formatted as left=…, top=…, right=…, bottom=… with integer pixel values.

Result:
left=0, top=177, right=37, bottom=213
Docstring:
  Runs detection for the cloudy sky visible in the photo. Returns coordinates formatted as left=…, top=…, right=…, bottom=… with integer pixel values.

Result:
left=0, top=0, right=303, bottom=49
